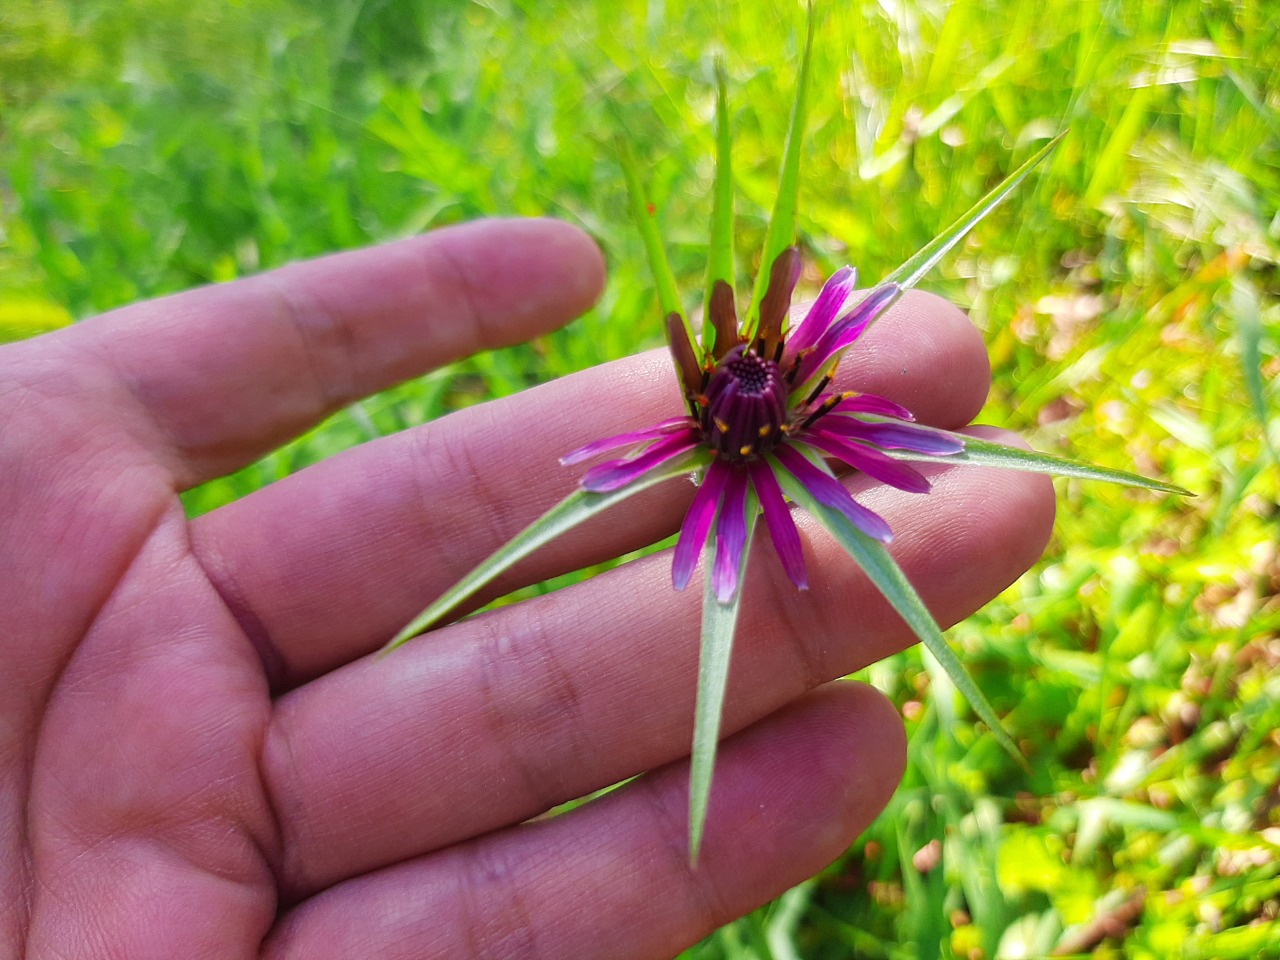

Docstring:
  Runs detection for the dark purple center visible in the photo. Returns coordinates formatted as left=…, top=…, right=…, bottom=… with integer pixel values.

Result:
left=701, top=346, right=789, bottom=461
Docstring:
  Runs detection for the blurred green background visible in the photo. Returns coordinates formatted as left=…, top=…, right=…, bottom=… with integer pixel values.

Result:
left=2, top=0, right=1277, bottom=956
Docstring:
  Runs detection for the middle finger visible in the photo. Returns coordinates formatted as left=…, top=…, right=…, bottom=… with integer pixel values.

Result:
left=262, top=432, right=1055, bottom=899
left=191, top=292, right=991, bottom=687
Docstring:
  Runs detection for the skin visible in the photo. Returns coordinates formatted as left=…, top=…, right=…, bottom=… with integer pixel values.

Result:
left=0, top=218, right=1054, bottom=959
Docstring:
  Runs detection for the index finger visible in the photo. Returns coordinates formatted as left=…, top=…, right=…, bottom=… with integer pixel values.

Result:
left=51, top=218, right=605, bottom=488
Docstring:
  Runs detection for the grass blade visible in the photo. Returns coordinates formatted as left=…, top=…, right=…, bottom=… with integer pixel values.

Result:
left=771, top=459, right=1025, bottom=766
left=885, top=431, right=1192, bottom=496
left=618, top=136, right=694, bottom=347
left=882, top=132, right=1065, bottom=293
left=702, top=60, right=736, bottom=357
left=384, top=450, right=711, bottom=651
left=743, top=6, right=815, bottom=340
left=689, top=493, right=759, bottom=865
left=1232, top=277, right=1276, bottom=463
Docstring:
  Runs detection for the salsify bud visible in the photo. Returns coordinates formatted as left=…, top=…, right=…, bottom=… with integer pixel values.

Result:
left=701, top=345, right=788, bottom=461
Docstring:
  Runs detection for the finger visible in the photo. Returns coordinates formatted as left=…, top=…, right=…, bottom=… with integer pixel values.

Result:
left=262, top=433, right=1052, bottom=896
left=262, top=683, right=905, bottom=960
left=55, top=218, right=605, bottom=488
left=191, top=291, right=990, bottom=686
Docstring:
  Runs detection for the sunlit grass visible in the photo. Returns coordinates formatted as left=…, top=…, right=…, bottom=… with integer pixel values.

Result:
left=2, top=0, right=1276, bottom=956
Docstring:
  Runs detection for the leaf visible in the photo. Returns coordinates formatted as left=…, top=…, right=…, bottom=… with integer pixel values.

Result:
left=743, top=5, right=815, bottom=340
left=383, top=450, right=711, bottom=652
left=882, top=132, right=1065, bottom=293
left=617, top=136, right=695, bottom=350
left=770, top=458, right=1026, bottom=766
left=702, top=60, right=735, bottom=358
left=883, top=430, right=1192, bottom=496
left=688, top=492, right=759, bottom=865
left=1232, top=277, right=1276, bottom=463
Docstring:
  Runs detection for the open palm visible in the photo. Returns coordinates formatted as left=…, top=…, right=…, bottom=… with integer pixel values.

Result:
left=1, top=219, right=1052, bottom=959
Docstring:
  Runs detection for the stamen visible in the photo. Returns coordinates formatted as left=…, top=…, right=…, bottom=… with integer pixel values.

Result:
left=801, top=393, right=841, bottom=429
left=802, top=370, right=834, bottom=408
left=784, top=346, right=814, bottom=385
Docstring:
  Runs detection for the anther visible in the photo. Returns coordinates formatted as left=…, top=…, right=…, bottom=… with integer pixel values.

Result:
left=801, top=394, right=841, bottom=429
left=802, top=375, right=832, bottom=409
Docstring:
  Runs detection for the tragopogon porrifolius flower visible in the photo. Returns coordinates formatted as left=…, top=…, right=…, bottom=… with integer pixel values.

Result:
left=562, top=251, right=963, bottom=603
left=386, top=12, right=1185, bottom=861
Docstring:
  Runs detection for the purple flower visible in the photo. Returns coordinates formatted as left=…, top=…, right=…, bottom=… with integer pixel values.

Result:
left=562, top=247, right=964, bottom=603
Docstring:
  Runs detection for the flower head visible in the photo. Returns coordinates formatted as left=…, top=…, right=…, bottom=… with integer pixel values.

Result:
left=561, top=248, right=964, bottom=603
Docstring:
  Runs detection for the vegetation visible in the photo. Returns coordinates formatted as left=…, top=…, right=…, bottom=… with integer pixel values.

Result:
left=2, top=0, right=1276, bottom=956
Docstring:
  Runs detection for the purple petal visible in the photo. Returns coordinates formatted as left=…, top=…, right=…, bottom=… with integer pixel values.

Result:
left=773, top=445, right=893, bottom=542
left=580, top=430, right=701, bottom=492
left=561, top=418, right=697, bottom=465
left=803, top=430, right=932, bottom=493
left=831, top=392, right=916, bottom=422
left=815, top=417, right=964, bottom=455
left=783, top=266, right=857, bottom=361
left=712, top=466, right=751, bottom=602
left=795, top=283, right=902, bottom=384
left=749, top=459, right=807, bottom=589
left=672, top=460, right=732, bottom=590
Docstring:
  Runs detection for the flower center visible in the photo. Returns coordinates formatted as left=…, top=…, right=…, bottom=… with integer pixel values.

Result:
left=701, top=346, right=788, bottom=461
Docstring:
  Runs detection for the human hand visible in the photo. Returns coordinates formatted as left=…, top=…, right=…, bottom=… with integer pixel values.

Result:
left=1, top=218, right=1053, bottom=958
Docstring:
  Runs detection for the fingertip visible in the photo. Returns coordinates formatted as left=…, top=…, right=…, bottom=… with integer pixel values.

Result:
left=693, top=682, right=906, bottom=887
left=898, top=290, right=991, bottom=425
left=793, top=683, right=906, bottom=850
left=441, top=218, right=607, bottom=348
left=546, top=219, right=608, bottom=316
left=840, top=289, right=991, bottom=429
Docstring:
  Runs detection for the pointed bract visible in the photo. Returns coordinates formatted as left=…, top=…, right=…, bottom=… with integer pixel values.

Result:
left=666, top=312, right=704, bottom=406
left=756, top=246, right=802, bottom=360
left=703, top=62, right=736, bottom=358
left=744, top=7, right=815, bottom=339
left=709, top=281, right=741, bottom=361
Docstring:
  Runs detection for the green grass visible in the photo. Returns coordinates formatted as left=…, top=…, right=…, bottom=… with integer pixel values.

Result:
left=2, top=0, right=1277, bottom=956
